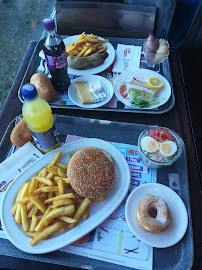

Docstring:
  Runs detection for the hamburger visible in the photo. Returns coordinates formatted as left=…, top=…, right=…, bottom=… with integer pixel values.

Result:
left=67, top=147, right=115, bottom=198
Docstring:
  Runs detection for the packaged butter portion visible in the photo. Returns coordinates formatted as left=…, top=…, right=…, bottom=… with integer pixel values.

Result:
left=75, top=82, right=94, bottom=104
left=129, top=83, right=156, bottom=99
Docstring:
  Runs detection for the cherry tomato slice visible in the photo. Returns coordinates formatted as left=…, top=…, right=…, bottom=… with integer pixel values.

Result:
left=148, top=129, right=173, bottom=142
left=119, top=85, right=127, bottom=98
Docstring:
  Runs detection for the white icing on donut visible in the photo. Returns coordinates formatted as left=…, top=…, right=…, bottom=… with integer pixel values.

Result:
left=136, top=194, right=170, bottom=233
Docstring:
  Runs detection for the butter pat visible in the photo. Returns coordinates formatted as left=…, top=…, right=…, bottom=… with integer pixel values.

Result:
left=75, top=82, right=94, bottom=104
left=89, top=80, right=103, bottom=93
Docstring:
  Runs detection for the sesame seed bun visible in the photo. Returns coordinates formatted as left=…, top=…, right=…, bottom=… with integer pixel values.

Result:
left=67, top=147, right=115, bottom=198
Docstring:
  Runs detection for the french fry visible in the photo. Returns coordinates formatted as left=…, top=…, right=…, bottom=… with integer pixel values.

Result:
left=44, top=204, right=75, bottom=226
left=46, top=172, right=55, bottom=180
left=82, top=208, right=89, bottom=220
left=97, top=46, right=107, bottom=53
left=55, top=162, right=68, bottom=170
left=40, top=168, right=47, bottom=178
left=44, top=193, right=76, bottom=204
left=35, top=205, right=51, bottom=232
left=26, top=201, right=34, bottom=212
left=51, top=199, right=74, bottom=208
left=68, top=198, right=91, bottom=230
left=54, top=176, right=70, bottom=184
left=47, top=166, right=58, bottom=175
left=48, top=151, right=61, bottom=167
left=98, top=39, right=109, bottom=43
left=77, top=47, right=88, bottom=57
left=16, top=197, right=29, bottom=205
left=57, top=178, right=65, bottom=195
left=29, top=197, right=46, bottom=214
left=86, top=37, right=99, bottom=43
left=27, top=205, right=38, bottom=218
left=28, top=178, right=38, bottom=195
left=34, top=177, right=54, bottom=186
left=58, top=216, right=77, bottom=224
left=58, top=168, right=66, bottom=177
left=83, top=47, right=94, bottom=57
left=29, top=221, right=64, bottom=246
left=25, top=232, right=40, bottom=238
left=15, top=182, right=30, bottom=224
left=21, top=204, right=29, bottom=232
left=30, top=215, right=39, bottom=232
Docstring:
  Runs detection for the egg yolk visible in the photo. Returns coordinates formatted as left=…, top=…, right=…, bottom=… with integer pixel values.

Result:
left=147, top=141, right=159, bottom=151
left=160, top=143, right=171, bottom=154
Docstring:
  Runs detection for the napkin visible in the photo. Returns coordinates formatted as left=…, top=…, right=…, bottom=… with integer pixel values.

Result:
left=112, top=44, right=142, bottom=73
left=0, top=142, right=43, bottom=218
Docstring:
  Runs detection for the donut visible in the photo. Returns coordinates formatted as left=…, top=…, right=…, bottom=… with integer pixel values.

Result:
left=136, top=194, right=170, bottom=233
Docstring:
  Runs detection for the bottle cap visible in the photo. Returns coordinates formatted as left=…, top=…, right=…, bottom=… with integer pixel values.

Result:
left=43, top=18, right=55, bottom=31
left=21, top=84, right=38, bottom=100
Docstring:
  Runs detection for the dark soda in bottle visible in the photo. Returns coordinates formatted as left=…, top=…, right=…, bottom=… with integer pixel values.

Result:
left=43, top=18, right=70, bottom=93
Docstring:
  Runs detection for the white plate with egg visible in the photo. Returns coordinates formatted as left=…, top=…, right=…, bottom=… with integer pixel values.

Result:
left=125, top=183, right=188, bottom=248
left=1, top=138, right=130, bottom=254
left=113, top=69, right=172, bottom=109
left=68, top=75, right=114, bottom=108
left=64, top=35, right=115, bottom=76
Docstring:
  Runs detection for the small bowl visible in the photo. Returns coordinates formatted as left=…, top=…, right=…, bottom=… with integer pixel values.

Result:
left=138, top=126, right=183, bottom=169
left=143, top=39, right=169, bottom=65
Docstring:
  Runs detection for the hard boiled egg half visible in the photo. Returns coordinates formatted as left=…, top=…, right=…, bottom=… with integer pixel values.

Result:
left=141, top=136, right=159, bottom=153
left=159, top=141, right=177, bottom=157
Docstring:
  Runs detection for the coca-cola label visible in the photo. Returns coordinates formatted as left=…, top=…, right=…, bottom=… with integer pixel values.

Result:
left=45, top=51, right=67, bottom=70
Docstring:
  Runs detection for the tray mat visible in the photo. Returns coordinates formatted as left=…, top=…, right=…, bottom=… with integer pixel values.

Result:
left=0, top=115, right=193, bottom=270
left=18, top=37, right=175, bottom=114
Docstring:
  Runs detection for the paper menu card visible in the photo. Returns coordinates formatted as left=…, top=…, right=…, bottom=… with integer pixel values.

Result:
left=61, top=135, right=157, bottom=270
left=0, top=142, right=43, bottom=218
left=112, top=44, right=142, bottom=73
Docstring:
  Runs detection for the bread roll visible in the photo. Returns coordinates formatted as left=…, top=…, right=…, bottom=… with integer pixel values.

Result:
left=10, top=119, right=33, bottom=147
left=30, top=73, right=56, bottom=102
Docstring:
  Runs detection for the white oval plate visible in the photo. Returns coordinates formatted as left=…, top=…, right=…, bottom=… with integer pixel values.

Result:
left=1, top=138, right=130, bottom=254
left=64, top=35, right=115, bottom=76
left=68, top=75, right=114, bottom=108
left=125, top=183, right=188, bottom=248
left=113, top=69, right=172, bottom=109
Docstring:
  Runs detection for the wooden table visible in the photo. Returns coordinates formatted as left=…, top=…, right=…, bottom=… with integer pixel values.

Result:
left=0, top=41, right=201, bottom=269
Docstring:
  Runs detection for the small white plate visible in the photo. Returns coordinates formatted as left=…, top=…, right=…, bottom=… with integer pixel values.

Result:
left=1, top=138, right=130, bottom=254
left=125, top=183, right=188, bottom=248
left=64, top=35, right=115, bottom=75
left=113, top=69, right=172, bottom=109
left=68, top=75, right=114, bottom=108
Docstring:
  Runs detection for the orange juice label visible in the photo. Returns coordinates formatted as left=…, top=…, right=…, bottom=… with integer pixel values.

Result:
left=31, top=124, right=59, bottom=151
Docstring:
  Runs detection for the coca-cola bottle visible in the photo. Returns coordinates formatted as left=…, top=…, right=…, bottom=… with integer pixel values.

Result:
left=43, top=18, right=70, bottom=93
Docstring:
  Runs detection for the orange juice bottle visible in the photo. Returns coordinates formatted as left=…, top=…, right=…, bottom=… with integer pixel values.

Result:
left=21, top=83, right=60, bottom=153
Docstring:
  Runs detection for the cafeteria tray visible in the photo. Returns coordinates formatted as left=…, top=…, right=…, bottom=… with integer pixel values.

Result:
left=0, top=115, right=193, bottom=270
left=17, top=37, right=175, bottom=114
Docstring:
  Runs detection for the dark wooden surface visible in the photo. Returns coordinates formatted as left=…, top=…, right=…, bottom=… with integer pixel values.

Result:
left=0, top=43, right=201, bottom=269
left=56, top=2, right=156, bottom=38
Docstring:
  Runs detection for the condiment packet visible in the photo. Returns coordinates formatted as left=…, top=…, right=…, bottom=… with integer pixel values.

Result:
left=112, top=44, right=142, bottom=73
left=0, top=142, right=43, bottom=218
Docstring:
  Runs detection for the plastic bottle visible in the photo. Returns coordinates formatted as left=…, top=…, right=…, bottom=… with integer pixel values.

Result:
left=21, top=83, right=60, bottom=153
left=42, top=18, right=70, bottom=93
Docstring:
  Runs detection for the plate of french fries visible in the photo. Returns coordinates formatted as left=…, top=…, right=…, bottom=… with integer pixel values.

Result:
left=1, top=138, right=130, bottom=254
left=64, top=32, right=115, bottom=75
